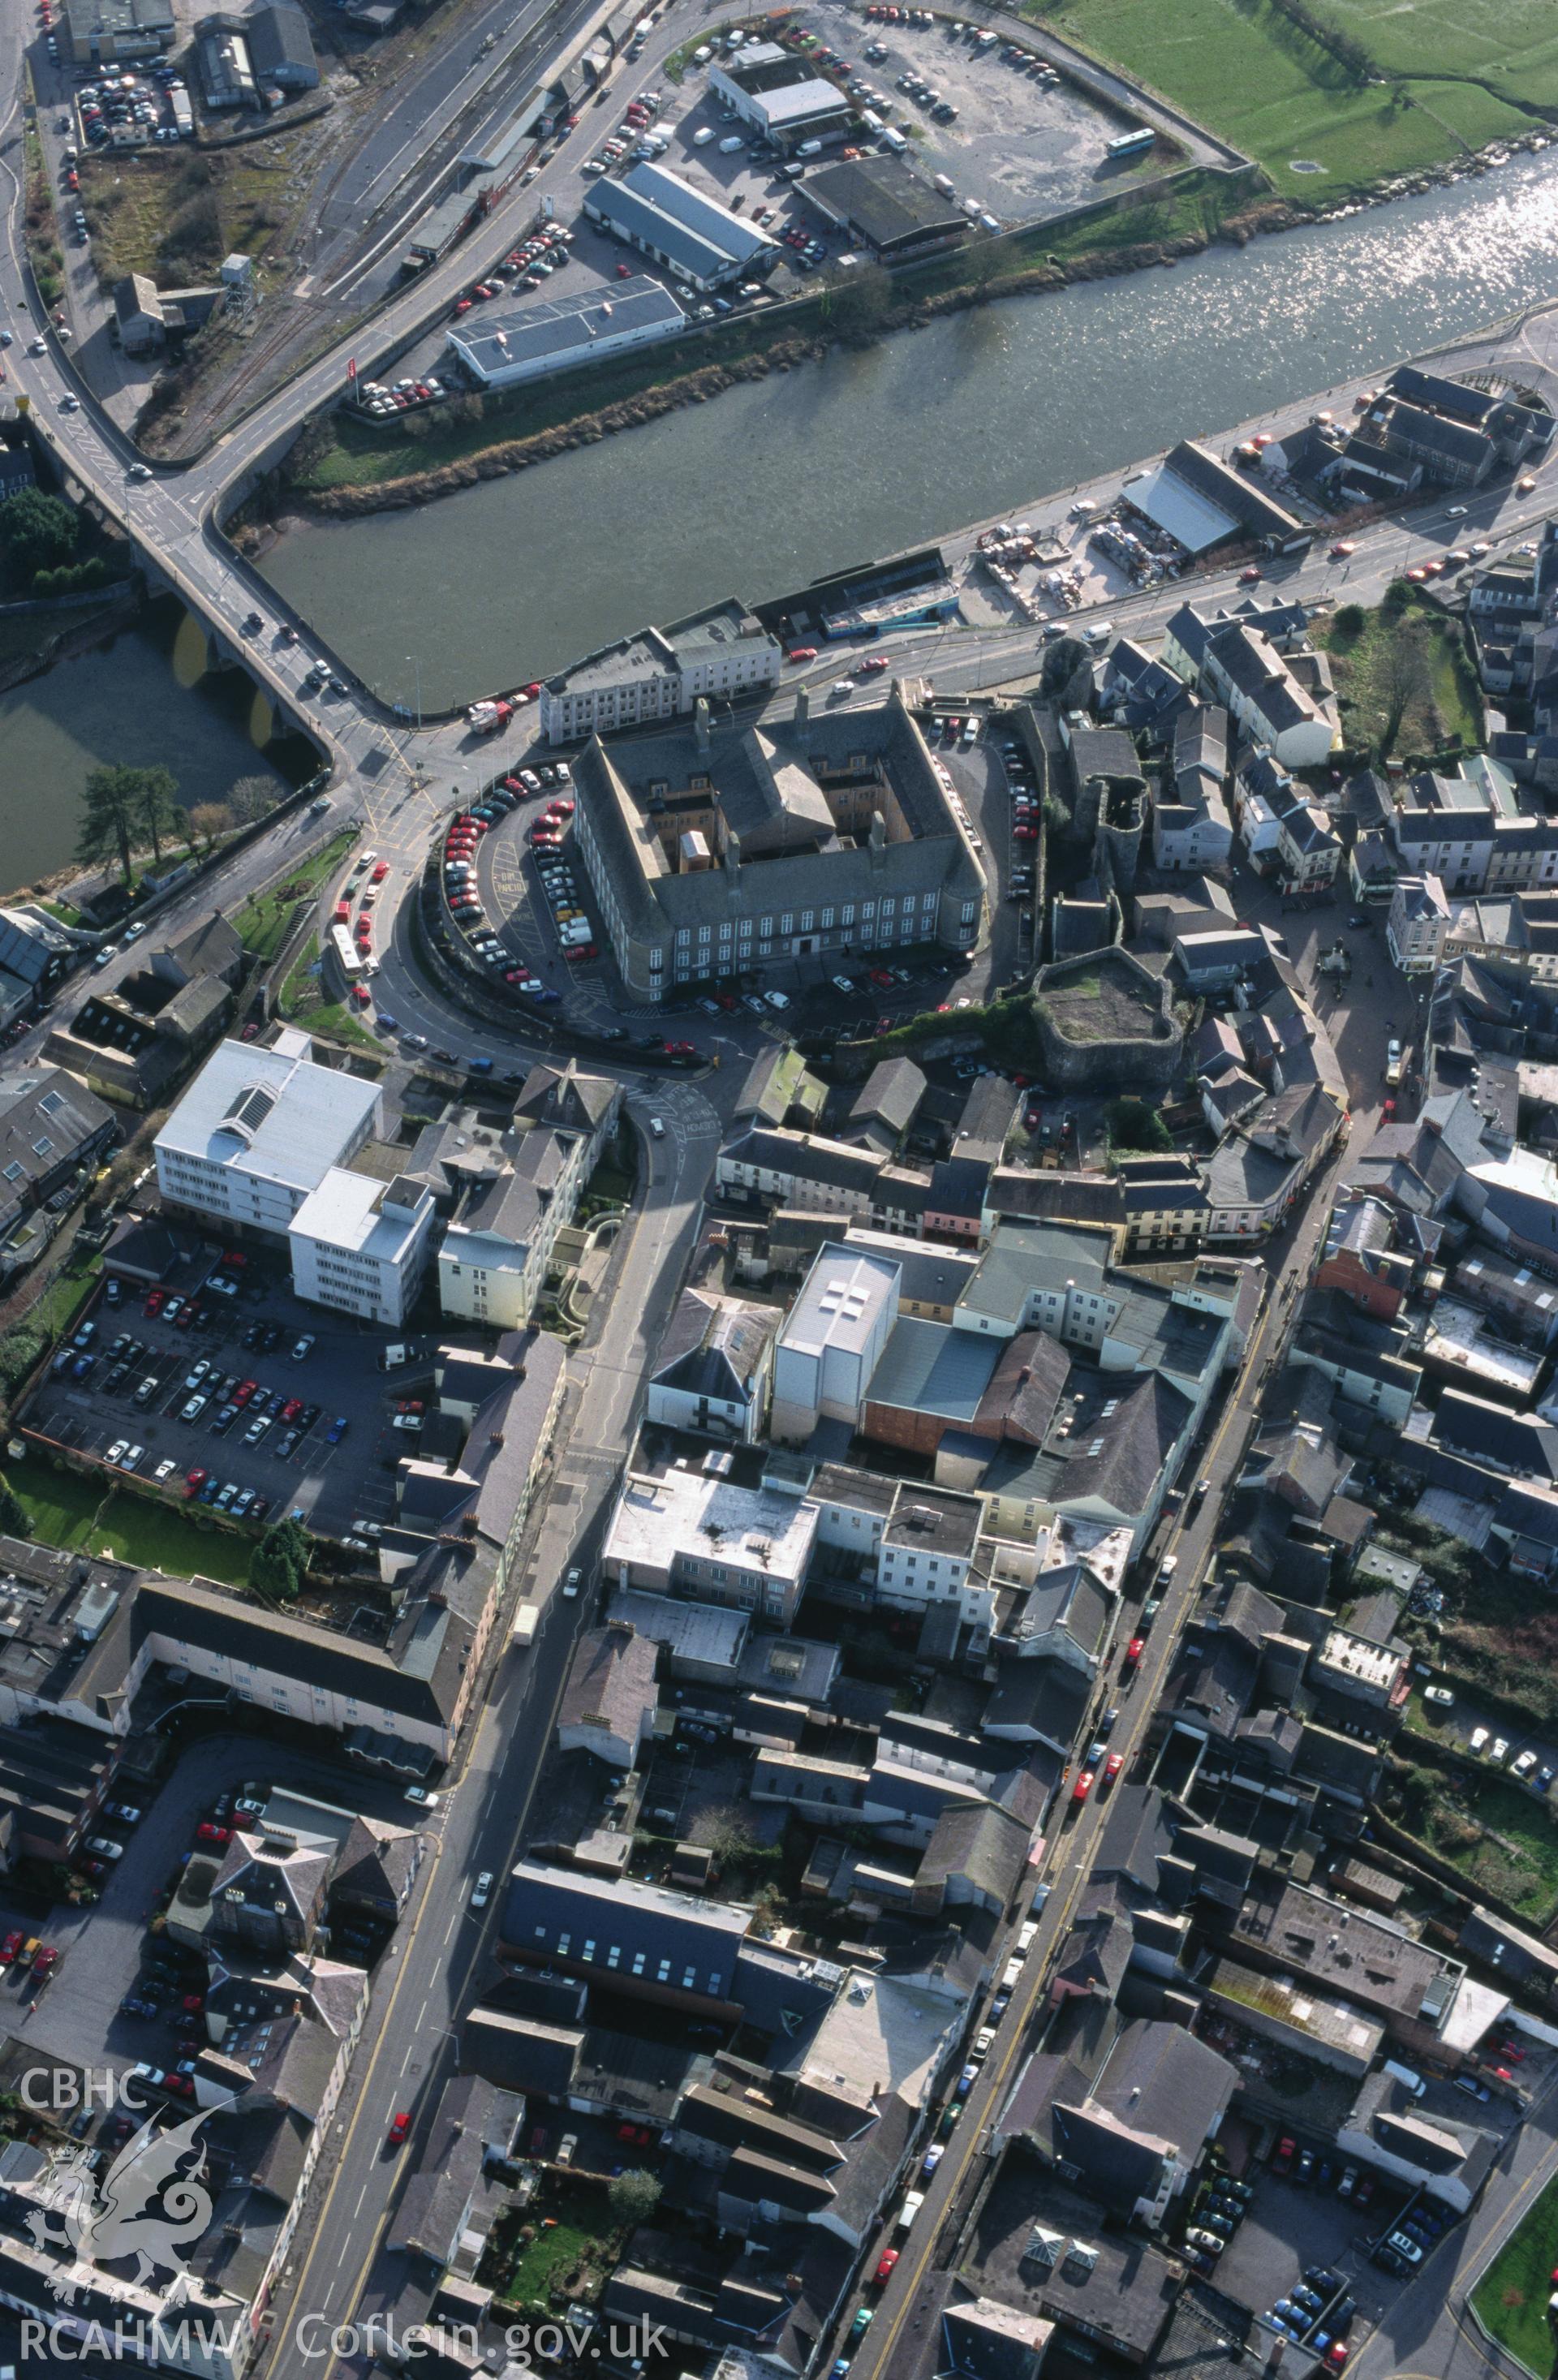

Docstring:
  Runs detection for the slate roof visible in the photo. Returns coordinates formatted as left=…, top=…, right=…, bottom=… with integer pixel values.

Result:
left=651, top=1287, right=777, bottom=1403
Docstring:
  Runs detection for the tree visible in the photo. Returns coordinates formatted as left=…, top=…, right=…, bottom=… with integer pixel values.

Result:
left=226, top=775, right=280, bottom=825
left=0, top=487, right=78, bottom=587
left=1377, top=623, right=1434, bottom=755
left=75, top=764, right=142, bottom=883
left=251, top=1517, right=309, bottom=1603
left=0, top=1481, right=30, bottom=1539
left=1106, top=1096, right=1170, bottom=1154
left=131, top=766, right=179, bottom=866
left=608, top=2169, right=662, bottom=2228
left=704, top=1805, right=758, bottom=1865
left=187, top=802, right=234, bottom=853
left=1333, top=603, right=1366, bottom=638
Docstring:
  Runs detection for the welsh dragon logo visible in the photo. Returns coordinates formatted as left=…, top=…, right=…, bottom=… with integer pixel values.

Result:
left=26, top=2106, right=216, bottom=2297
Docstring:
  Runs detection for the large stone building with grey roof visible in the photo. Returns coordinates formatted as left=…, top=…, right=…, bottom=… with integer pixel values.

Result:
left=573, top=685, right=988, bottom=1003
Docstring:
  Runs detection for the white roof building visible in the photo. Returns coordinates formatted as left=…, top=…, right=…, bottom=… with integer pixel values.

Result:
left=602, top=1464, right=819, bottom=1624
left=771, top=1244, right=901, bottom=1440
left=154, top=1032, right=382, bottom=1239
left=289, top=1168, right=436, bottom=1328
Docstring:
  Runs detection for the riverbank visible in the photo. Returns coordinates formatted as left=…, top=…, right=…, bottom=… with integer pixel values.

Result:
left=247, top=106, right=1556, bottom=532
left=243, top=170, right=1285, bottom=526
left=255, top=137, right=1558, bottom=708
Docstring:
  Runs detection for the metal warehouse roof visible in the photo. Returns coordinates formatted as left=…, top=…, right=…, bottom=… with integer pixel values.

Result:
left=451, top=275, right=685, bottom=376
left=1125, top=462, right=1239, bottom=555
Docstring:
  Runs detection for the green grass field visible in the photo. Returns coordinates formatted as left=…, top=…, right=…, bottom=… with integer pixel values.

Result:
left=1321, top=593, right=1482, bottom=760
left=1472, top=2171, right=1558, bottom=2377
left=1034, top=0, right=1544, bottom=192
left=2, top=1462, right=255, bottom=1588
left=1390, top=1753, right=1558, bottom=1923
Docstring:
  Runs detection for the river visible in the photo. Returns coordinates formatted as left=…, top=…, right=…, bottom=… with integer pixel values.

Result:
left=257, top=148, right=1558, bottom=711
left=0, top=600, right=311, bottom=888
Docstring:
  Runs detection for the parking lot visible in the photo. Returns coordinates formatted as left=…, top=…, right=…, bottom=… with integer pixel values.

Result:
left=1203, top=2150, right=1407, bottom=2339
left=5, top=1736, right=432, bottom=2107
left=72, top=60, right=192, bottom=157
left=24, top=1255, right=450, bottom=1545
left=801, top=2, right=1151, bottom=222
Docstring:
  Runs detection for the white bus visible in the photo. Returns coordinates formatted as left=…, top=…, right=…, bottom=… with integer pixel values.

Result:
left=1107, top=127, right=1156, bottom=159
left=329, top=923, right=364, bottom=982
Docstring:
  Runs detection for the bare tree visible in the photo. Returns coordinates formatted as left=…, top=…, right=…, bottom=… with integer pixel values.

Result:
left=187, top=802, right=233, bottom=854
left=1377, top=624, right=1433, bottom=755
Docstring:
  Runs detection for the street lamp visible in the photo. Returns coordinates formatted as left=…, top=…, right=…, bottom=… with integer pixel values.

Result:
left=406, top=655, right=423, bottom=732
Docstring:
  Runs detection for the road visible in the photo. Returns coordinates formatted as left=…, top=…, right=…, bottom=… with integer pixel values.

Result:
left=850, top=1136, right=1349, bottom=2380
left=259, top=1076, right=718, bottom=2377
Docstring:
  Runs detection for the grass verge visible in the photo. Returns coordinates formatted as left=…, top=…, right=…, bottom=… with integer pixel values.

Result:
left=231, top=828, right=355, bottom=961
left=1471, top=2169, right=1558, bottom=2378
left=2, top=1461, right=255, bottom=1589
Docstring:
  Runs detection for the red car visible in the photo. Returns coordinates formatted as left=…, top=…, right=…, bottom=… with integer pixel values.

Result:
left=1239, top=566, right=1262, bottom=583
left=233, top=1380, right=257, bottom=1406
left=452, top=298, right=472, bottom=317
left=874, top=2249, right=899, bottom=2285
left=550, top=798, right=575, bottom=817
left=868, top=967, right=893, bottom=988
left=181, top=1994, right=204, bottom=2014
left=1325, top=2348, right=1349, bottom=2373
left=184, top=1469, right=208, bottom=1499
left=859, top=655, right=889, bottom=674
left=1123, top=1636, right=1145, bottom=1671
left=1103, top=1752, right=1124, bottom=1786
left=1272, top=2135, right=1296, bottom=2176
left=1381, top=1097, right=1395, bottom=1119
left=0, top=1932, right=23, bottom=1966
left=32, top=1947, right=58, bottom=1978
left=1071, top=1770, right=1095, bottom=1805
left=563, top=943, right=597, bottom=962
left=144, top=1289, right=166, bottom=1317
left=282, top=1399, right=303, bottom=1423
left=787, top=645, right=818, bottom=663
left=352, top=985, right=372, bottom=1009
left=389, top=2111, right=411, bottom=2145
left=371, top=861, right=389, bottom=884
left=334, top=901, right=351, bottom=925
left=222, top=1250, right=247, bottom=1269
left=398, top=1400, right=424, bottom=1416
left=196, top=1824, right=230, bottom=1847
left=163, top=2073, right=194, bottom=2098
left=664, top=1039, right=695, bottom=1057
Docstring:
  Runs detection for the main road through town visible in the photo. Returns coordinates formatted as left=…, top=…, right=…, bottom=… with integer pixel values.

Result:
left=848, top=1136, right=1349, bottom=2380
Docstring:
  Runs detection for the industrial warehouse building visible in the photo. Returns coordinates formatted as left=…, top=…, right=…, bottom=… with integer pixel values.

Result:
left=446, top=276, right=686, bottom=391
left=802, top=154, right=967, bottom=261
left=708, top=41, right=852, bottom=146
left=583, top=160, right=779, bottom=291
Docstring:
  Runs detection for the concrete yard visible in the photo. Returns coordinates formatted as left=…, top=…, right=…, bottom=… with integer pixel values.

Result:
left=793, top=0, right=1151, bottom=225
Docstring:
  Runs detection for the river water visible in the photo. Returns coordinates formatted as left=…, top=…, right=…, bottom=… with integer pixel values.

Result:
left=0, top=600, right=309, bottom=888
left=258, top=148, right=1558, bottom=711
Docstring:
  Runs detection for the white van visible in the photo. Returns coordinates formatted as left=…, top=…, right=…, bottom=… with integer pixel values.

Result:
left=880, top=124, right=906, bottom=151
left=718, top=133, right=744, bottom=152
left=797, top=137, right=823, bottom=156
left=933, top=172, right=955, bottom=195
left=693, top=125, right=716, bottom=144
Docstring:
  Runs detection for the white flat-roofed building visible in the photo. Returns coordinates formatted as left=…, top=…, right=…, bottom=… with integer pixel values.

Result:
left=772, top=1244, right=900, bottom=1440
left=289, top=1168, right=436, bottom=1327
left=154, top=1031, right=382, bottom=1241
left=601, top=1463, right=818, bottom=1624
left=446, top=274, right=686, bottom=393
